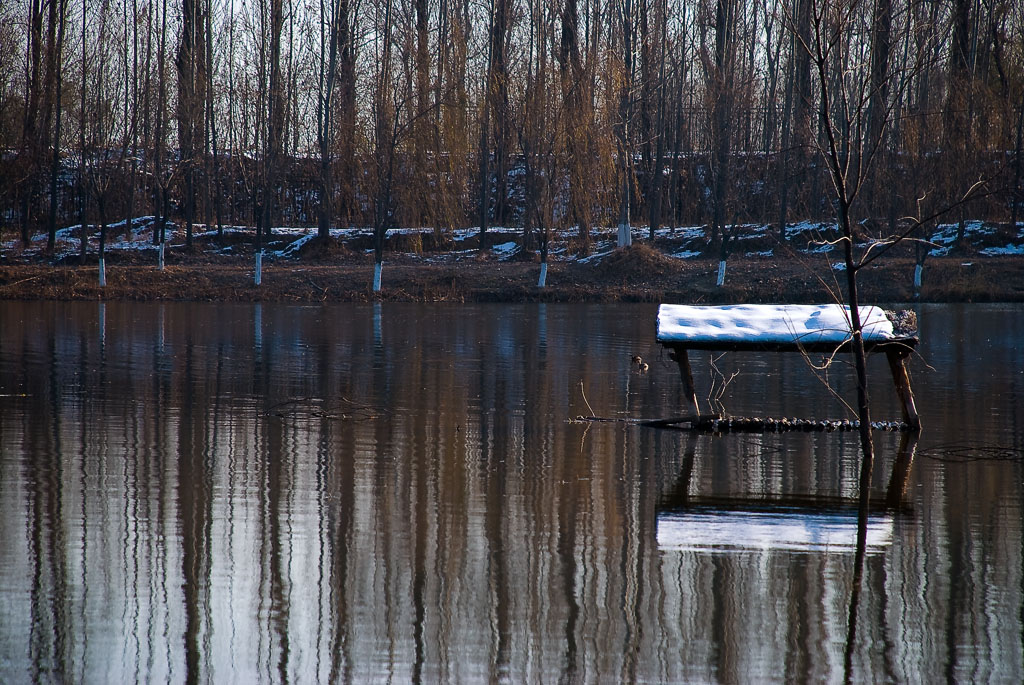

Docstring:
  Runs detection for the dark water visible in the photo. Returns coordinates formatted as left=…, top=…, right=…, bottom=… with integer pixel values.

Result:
left=1, top=302, right=1021, bottom=683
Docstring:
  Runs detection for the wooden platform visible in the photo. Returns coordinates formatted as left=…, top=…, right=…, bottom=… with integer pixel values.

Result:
left=656, top=304, right=921, bottom=430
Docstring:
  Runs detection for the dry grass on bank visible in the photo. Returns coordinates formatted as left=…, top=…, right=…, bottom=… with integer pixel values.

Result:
left=2, top=251, right=1022, bottom=304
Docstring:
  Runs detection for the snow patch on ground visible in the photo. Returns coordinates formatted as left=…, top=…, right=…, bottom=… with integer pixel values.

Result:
left=492, top=241, right=517, bottom=258
left=5, top=216, right=1022, bottom=267
left=277, top=232, right=316, bottom=257
left=980, top=244, right=1024, bottom=256
left=789, top=220, right=834, bottom=234
left=577, top=248, right=616, bottom=264
left=733, top=224, right=770, bottom=239
left=425, top=249, right=477, bottom=263
left=33, top=225, right=82, bottom=242
left=930, top=220, right=992, bottom=246
left=653, top=225, right=706, bottom=241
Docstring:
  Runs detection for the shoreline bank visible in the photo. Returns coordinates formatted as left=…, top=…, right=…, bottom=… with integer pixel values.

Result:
left=2, top=254, right=1021, bottom=304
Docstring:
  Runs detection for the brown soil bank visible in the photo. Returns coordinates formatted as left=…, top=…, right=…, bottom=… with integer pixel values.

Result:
left=2, top=253, right=1022, bottom=303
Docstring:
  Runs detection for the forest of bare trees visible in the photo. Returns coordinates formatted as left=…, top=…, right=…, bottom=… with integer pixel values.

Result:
left=1, top=0, right=1022, bottom=254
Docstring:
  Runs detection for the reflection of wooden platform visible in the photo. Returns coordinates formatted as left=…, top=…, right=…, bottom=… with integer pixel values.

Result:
left=656, top=432, right=919, bottom=553
left=656, top=508, right=894, bottom=554
left=656, top=304, right=920, bottom=429
left=661, top=432, right=919, bottom=513
left=658, top=494, right=913, bottom=515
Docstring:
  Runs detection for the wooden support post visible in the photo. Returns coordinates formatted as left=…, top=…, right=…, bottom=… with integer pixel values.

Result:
left=662, top=434, right=698, bottom=507
left=886, top=349, right=920, bottom=430
left=669, top=346, right=700, bottom=418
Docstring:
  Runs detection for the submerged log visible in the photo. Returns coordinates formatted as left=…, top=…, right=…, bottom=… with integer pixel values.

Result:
left=573, top=414, right=912, bottom=433
left=573, top=414, right=712, bottom=426
left=685, top=416, right=912, bottom=434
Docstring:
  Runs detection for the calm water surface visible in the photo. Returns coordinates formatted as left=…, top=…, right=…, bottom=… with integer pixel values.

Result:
left=1, top=302, right=1022, bottom=683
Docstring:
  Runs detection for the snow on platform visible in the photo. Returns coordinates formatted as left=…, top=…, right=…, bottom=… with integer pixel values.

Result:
left=656, top=303, right=897, bottom=346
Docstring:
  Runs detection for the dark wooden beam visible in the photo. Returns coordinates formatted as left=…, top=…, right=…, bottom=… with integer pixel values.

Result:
left=668, top=347, right=700, bottom=418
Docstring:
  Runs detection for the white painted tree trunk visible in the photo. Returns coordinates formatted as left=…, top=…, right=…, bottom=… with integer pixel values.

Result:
left=537, top=261, right=547, bottom=288
left=617, top=222, right=632, bottom=247
left=716, top=260, right=727, bottom=286
left=373, top=261, right=383, bottom=292
left=158, top=242, right=165, bottom=270
left=255, top=251, right=262, bottom=285
left=913, top=263, right=922, bottom=289
left=98, top=257, right=106, bottom=286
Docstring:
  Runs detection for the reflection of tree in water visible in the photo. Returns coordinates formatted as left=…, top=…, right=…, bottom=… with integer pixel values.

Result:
left=3, top=303, right=1024, bottom=682
left=916, top=443, right=1023, bottom=464
left=264, top=397, right=389, bottom=422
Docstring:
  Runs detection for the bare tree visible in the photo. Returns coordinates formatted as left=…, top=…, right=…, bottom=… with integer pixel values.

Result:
left=176, top=0, right=208, bottom=248
left=561, top=0, right=592, bottom=255
left=371, top=0, right=397, bottom=291
left=263, top=0, right=285, bottom=244
left=14, top=0, right=46, bottom=246
left=153, top=0, right=171, bottom=267
left=45, top=0, right=70, bottom=253
left=316, top=0, right=353, bottom=240
left=478, top=0, right=512, bottom=250
left=643, top=0, right=670, bottom=240
left=3, top=0, right=1024, bottom=258
left=518, top=0, right=561, bottom=285
left=708, top=0, right=736, bottom=250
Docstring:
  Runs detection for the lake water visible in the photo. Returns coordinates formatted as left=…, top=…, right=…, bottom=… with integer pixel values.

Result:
left=1, top=302, right=1022, bottom=683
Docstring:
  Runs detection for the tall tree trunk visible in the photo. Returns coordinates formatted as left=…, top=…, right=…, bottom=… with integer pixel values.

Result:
left=206, top=0, right=222, bottom=239
left=318, top=0, right=346, bottom=239
left=778, top=29, right=796, bottom=241
left=709, top=0, right=735, bottom=245
left=79, top=0, right=87, bottom=264
left=479, top=0, right=510, bottom=246
left=791, top=0, right=812, bottom=219
left=177, top=0, right=205, bottom=248
left=946, top=0, right=972, bottom=246
left=561, top=0, right=590, bottom=254
left=616, top=0, right=634, bottom=248
left=372, top=0, right=395, bottom=290
left=338, top=0, right=355, bottom=228
left=19, top=0, right=45, bottom=246
left=491, top=0, right=510, bottom=227
left=1012, top=97, right=1023, bottom=229
left=154, top=0, right=169, bottom=254
left=866, top=0, right=891, bottom=153
left=413, top=0, right=431, bottom=228
left=263, top=0, right=285, bottom=239
left=45, top=0, right=69, bottom=253
left=647, top=0, right=668, bottom=240
left=864, top=0, right=891, bottom=218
